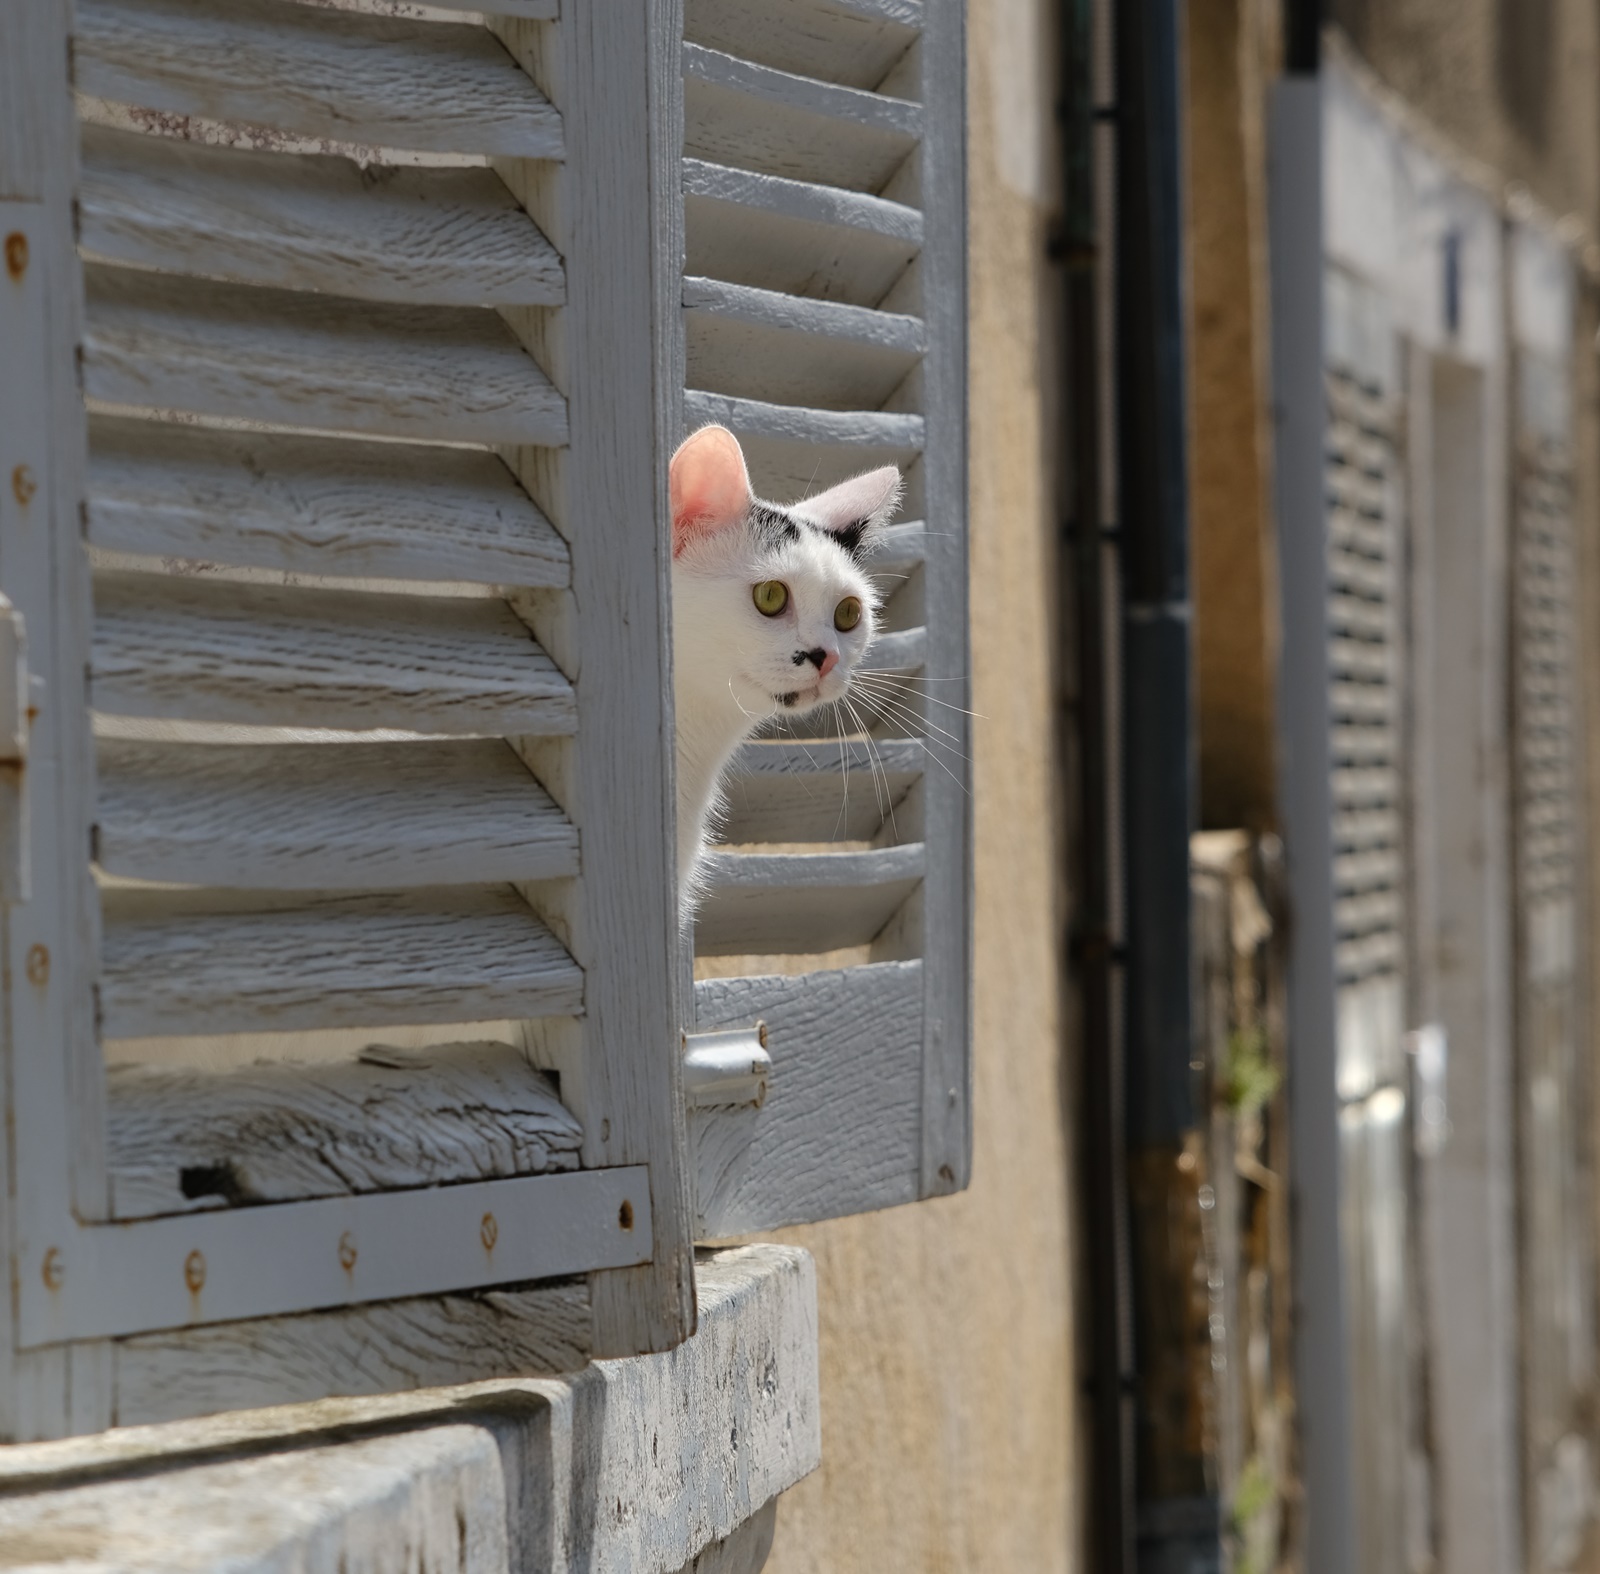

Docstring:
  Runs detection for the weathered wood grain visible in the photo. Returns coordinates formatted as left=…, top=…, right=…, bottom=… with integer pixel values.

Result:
left=685, top=0, right=921, bottom=92
left=682, top=388, right=923, bottom=452
left=80, top=125, right=564, bottom=308
left=100, top=886, right=584, bottom=1039
left=91, top=572, right=577, bottom=734
left=83, top=266, right=568, bottom=447
left=718, top=736, right=921, bottom=843
left=683, top=42, right=919, bottom=194
left=0, top=0, right=114, bottom=1439
left=684, top=274, right=923, bottom=410
left=107, top=1041, right=582, bottom=1217
left=684, top=157, right=921, bottom=309
left=912, top=0, right=971, bottom=1196
left=111, top=1280, right=592, bottom=1426
left=87, top=416, right=570, bottom=586
left=96, top=738, right=580, bottom=889
left=492, top=4, right=698, bottom=1357
left=692, top=965, right=922, bottom=1235
left=694, top=845, right=924, bottom=954
left=76, top=0, right=563, bottom=157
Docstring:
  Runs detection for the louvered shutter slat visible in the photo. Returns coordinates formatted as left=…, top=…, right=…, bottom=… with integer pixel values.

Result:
left=696, top=846, right=927, bottom=956
left=683, top=42, right=919, bottom=193
left=683, top=158, right=922, bottom=307
left=101, top=887, right=584, bottom=1040
left=97, top=740, right=579, bottom=890
left=77, top=0, right=562, bottom=158
left=83, top=268, right=567, bottom=447
left=87, top=417, right=570, bottom=586
left=91, top=576, right=576, bottom=734
left=719, top=738, right=923, bottom=843
left=80, top=127, right=564, bottom=309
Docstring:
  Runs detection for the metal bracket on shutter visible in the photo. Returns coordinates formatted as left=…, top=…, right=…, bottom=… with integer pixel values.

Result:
left=0, top=596, right=29, bottom=903
left=683, top=1026, right=770, bottom=1109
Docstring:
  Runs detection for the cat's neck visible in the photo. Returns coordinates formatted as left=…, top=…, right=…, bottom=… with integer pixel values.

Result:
left=674, top=680, right=758, bottom=880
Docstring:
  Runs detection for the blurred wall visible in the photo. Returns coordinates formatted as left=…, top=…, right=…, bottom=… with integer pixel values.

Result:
left=758, top=0, right=1080, bottom=1569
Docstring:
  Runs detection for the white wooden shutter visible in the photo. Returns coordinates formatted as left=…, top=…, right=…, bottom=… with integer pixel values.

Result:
left=1323, top=265, right=1419, bottom=1573
left=1509, top=227, right=1596, bottom=1567
left=677, top=0, right=971, bottom=1237
left=0, top=0, right=694, bottom=1439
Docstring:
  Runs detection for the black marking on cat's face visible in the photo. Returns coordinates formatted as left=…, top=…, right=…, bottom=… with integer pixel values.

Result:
left=748, top=504, right=800, bottom=550
left=778, top=691, right=800, bottom=708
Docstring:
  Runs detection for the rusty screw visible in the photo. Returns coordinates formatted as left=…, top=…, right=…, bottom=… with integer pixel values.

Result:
left=338, top=1231, right=358, bottom=1271
left=5, top=233, right=27, bottom=281
left=480, top=1212, right=498, bottom=1251
left=184, top=1249, right=206, bottom=1294
left=25, top=945, right=48, bottom=987
left=11, top=466, right=36, bottom=507
left=40, top=1247, right=63, bottom=1291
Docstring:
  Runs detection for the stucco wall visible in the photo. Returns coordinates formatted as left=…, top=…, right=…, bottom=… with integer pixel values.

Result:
left=759, top=0, right=1079, bottom=1569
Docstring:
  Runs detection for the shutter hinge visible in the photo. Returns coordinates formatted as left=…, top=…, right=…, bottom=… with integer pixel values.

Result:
left=682, top=1026, right=771, bottom=1109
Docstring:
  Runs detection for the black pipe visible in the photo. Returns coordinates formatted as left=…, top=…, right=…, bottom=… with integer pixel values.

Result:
left=1059, top=0, right=1135, bottom=1567
left=1113, top=0, right=1212, bottom=1568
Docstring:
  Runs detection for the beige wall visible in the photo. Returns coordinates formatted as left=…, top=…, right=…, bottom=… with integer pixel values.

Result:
left=761, top=0, right=1079, bottom=1569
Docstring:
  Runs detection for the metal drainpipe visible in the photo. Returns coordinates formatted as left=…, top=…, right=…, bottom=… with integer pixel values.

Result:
left=1269, top=3, right=1355, bottom=1572
left=1110, top=0, right=1213, bottom=1570
left=1059, top=0, right=1134, bottom=1566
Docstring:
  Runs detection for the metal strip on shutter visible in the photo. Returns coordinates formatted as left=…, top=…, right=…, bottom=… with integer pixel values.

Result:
left=1, top=0, right=692, bottom=1373
left=682, top=0, right=971, bottom=1234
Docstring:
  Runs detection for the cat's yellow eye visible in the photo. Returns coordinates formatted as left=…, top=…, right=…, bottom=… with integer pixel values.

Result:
left=753, top=580, right=789, bottom=617
left=833, top=595, right=863, bottom=632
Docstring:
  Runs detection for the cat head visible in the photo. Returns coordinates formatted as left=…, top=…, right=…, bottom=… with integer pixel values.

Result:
left=669, top=424, right=901, bottom=720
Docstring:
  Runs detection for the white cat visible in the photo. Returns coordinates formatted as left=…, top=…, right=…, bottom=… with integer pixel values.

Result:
left=669, top=424, right=902, bottom=920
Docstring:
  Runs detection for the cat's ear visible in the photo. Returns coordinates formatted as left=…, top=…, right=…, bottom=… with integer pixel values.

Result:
left=800, top=465, right=902, bottom=559
left=670, top=425, right=752, bottom=556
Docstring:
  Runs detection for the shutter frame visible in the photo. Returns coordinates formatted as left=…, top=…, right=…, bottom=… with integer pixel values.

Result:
left=0, top=0, right=697, bottom=1438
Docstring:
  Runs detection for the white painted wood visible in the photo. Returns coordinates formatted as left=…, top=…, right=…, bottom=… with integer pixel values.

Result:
left=0, top=1424, right=515, bottom=1574
left=80, top=125, right=564, bottom=308
left=114, top=1282, right=592, bottom=1425
left=694, top=845, right=924, bottom=955
left=682, top=389, right=923, bottom=451
left=870, top=517, right=926, bottom=574
left=76, top=0, right=564, bottom=158
left=107, top=1042, right=581, bottom=1217
left=692, top=965, right=921, bottom=1235
left=96, top=738, right=579, bottom=890
left=83, top=266, right=569, bottom=447
left=99, top=886, right=584, bottom=1039
left=492, top=5, right=697, bottom=1357
left=87, top=416, right=570, bottom=585
left=672, top=1499, right=777, bottom=1574
left=686, top=0, right=920, bottom=91
left=718, top=736, right=921, bottom=843
left=862, top=625, right=927, bottom=672
left=907, top=0, right=970, bottom=1196
left=0, top=0, right=112, bottom=1441
left=20, top=1166, right=650, bottom=1343
left=91, top=573, right=576, bottom=735
left=0, top=1246, right=815, bottom=1572
left=683, top=157, right=921, bottom=308
left=683, top=42, right=919, bottom=195
left=683, top=388, right=924, bottom=502
left=684, top=275, right=923, bottom=411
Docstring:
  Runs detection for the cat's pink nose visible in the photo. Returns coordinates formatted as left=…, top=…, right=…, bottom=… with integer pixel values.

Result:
left=818, top=648, right=839, bottom=678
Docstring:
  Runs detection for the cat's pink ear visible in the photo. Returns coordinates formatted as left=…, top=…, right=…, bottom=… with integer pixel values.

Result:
left=670, top=425, right=752, bottom=556
left=800, top=466, right=902, bottom=558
